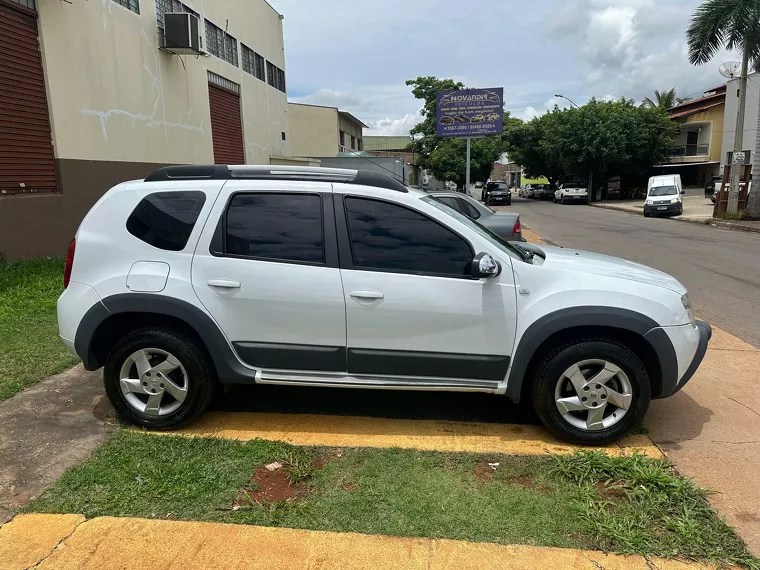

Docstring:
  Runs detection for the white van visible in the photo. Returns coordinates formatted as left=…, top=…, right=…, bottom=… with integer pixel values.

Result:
left=644, top=174, right=684, bottom=217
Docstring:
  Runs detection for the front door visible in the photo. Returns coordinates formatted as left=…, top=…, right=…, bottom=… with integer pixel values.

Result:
left=336, top=195, right=516, bottom=385
left=192, top=185, right=347, bottom=373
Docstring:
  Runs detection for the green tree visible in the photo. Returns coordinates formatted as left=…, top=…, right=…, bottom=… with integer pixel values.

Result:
left=406, top=76, right=518, bottom=187
left=686, top=0, right=760, bottom=217
left=506, top=99, right=677, bottom=193
left=641, top=88, right=684, bottom=109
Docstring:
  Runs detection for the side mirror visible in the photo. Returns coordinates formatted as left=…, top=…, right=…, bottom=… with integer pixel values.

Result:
left=471, top=253, right=500, bottom=279
left=680, top=190, right=686, bottom=195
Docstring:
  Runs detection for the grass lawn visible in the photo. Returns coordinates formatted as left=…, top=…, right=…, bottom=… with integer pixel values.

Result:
left=29, top=431, right=758, bottom=568
left=0, top=257, right=79, bottom=400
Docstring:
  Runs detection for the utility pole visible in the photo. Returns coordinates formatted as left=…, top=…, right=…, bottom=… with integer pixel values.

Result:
left=728, top=47, right=750, bottom=214
left=465, top=137, right=471, bottom=194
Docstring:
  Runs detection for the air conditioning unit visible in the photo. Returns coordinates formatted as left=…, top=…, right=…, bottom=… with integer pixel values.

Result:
left=163, top=13, right=201, bottom=55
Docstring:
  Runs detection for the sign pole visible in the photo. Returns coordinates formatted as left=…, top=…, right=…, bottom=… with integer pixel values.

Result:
left=465, top=137, right=471, bottom=194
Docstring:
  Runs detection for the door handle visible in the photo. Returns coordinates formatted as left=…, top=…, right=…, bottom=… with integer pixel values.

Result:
left=350, top=290, right=384, bottom=300
left=207, top=279, right=241, bottom=289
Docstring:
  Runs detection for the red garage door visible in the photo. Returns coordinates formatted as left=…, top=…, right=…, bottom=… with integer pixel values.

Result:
left=208, top=79, right=245, bottom=165
left=0, top=1, right=57, bottom=194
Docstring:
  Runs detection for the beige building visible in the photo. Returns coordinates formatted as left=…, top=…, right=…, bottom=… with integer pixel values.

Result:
left=288, top=103, right=367, bottom=158
left=0, top=0, right=290, bottom=259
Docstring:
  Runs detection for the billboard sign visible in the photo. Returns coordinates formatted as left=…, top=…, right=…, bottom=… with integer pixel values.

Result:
left=436, top=88, right=504, bottom=138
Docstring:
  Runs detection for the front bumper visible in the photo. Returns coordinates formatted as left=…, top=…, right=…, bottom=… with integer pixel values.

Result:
left=489, top=194, right=511, bottom=203
left=672, top=320, right=712, bottom=394
left=644, top=203, right=681, bottom=215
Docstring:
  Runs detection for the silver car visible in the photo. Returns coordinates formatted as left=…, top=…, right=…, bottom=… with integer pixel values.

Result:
left=428, top=192, right=524, bottom=241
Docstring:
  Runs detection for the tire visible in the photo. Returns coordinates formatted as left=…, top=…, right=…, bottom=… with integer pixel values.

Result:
left=643, top=211, right=651, bottom=217
left=103, top=328, right=217, bottom=430
left=560, top=196, right=565, bottom=205
left=530, top=339, right=651, bottom=445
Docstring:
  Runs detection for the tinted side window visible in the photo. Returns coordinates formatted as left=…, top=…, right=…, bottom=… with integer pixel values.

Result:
left=344, top=197, right=472, bottom=276
left=225, top=193, right=324, bottom=264
left=126, top=191, right=206, bottom=251
left=456, top=198, right=480, bottom=220
left=434, top=196, right=462, bottom=212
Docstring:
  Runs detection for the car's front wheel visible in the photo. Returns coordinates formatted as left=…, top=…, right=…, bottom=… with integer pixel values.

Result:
left=103, top=328, right=216, bottom=430
left=531, top=339, right=651, bottom=445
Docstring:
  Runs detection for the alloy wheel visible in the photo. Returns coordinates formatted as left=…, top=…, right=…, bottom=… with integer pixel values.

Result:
left=119, top=348, right=189, bottom=416
left=553, top=359, right=633, bottom=431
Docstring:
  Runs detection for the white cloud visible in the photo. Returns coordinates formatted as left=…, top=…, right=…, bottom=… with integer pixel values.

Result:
left=292, top=88, right=373, bottom=113
left=519, top=106, right=541, bottom=121
left=366, top=113, right=422, bottom=136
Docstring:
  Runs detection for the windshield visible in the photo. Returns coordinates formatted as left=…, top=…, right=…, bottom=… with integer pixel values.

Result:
left=422, top=196, right=526, bottom=263
left=487, top=182, right=508, bottom=191
left=563, top=182, right=583, bottom=188
left=649, top=185, right=678, bottom=196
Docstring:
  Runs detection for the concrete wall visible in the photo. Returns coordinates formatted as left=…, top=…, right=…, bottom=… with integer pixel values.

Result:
left=1, top=0, right=288, bottom=259
left=288, top=104, right=339, bottom=158
left=722, top=74, right=760, bottom=167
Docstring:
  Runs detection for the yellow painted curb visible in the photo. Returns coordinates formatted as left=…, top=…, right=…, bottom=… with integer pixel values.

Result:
left=156, top=412, right=663, bottom=458
left=0, top=514, right=714, bottom=570
left=0, top=513, right=84, bottom=570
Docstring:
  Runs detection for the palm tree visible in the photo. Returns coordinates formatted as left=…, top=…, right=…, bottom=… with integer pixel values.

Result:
left=641, top=89, right=683, bottom=109
left=686, top=0, right=760, bottom=216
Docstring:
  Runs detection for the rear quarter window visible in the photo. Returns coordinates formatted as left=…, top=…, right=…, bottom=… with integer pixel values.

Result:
left=126, top=191, right=207, bottom=251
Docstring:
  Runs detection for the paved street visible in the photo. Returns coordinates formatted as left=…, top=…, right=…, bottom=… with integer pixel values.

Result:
left=505, top=195, right=760, bottom=349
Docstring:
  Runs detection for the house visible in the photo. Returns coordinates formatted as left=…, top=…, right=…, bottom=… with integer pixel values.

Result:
left=288, top=103, right=367, bottom=157
left=0, top=0, right=290, bottom=259
left=363, top=136, right=421, bottom=185
left=721, top=72, right=760, bottom=175
left=662, top=85, right=726, bottom=186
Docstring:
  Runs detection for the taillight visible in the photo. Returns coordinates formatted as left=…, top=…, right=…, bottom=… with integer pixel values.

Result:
left=63, top=239, right=76, bottom=289
left=513, top=219, right=521, bottom=234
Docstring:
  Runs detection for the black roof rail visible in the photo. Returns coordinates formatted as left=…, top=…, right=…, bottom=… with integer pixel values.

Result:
left=144, top=165, right=408, bottom=193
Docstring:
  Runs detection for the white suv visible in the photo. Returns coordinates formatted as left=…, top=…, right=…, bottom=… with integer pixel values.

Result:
left=58, top=165, right=711, bottom=444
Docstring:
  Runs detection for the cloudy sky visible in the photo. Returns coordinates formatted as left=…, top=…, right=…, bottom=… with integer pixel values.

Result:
left=268, top=0, right=735, bottom=135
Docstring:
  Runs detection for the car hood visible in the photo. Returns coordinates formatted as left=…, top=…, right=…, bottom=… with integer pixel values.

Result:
left=539, top=246, right=686, bottom=294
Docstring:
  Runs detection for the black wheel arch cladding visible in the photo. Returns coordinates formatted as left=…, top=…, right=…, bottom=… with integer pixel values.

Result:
left=505, top=307, right=678, bottom=403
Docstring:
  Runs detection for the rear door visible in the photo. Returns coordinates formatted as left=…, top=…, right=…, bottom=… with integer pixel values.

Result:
left=191, top=181, right=347, bottom=373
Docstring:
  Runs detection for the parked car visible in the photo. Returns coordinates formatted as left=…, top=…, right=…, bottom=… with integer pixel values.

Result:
left=429, top=192, right=523, bottom=241
left=555, top=182, right=588, bottom=204
left=475, top=181, right=483, bottom=188
left=58, top=164, right=711, bottom=445
left=482, top=181, right=512, bottom=206
left=534, top=184, right=557, bottom=201
left=705, top=176, right=721, bottom=200
left=522, top=184, right=535, bottom=198
left=712, top=176, right=752, bottom=204
left=643, top=174, right=684, bottom=217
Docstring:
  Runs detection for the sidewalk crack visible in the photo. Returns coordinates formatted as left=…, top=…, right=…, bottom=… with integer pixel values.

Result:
left=581, top=552, right=606, bottom=569
left=644, top=556, right=661, bottom=570
left=727, top=397, right=760, bottom=418
left=26, top=517, right=86, bottom=570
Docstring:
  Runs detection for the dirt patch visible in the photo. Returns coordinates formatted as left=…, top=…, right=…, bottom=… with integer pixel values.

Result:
left=236, top=468, right=309, bottom=506
left=313, top=448, right=342, bottom=470
left=340, top=482, right=359, bottom=492
left=507, top=475, right=551, bottom=494
left=474, top=462, right=495, bottom=483
left=594, top=482, right=626, bottom=501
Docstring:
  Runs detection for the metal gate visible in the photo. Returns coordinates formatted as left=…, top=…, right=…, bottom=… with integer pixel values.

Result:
left=0, top=1, right=57, bottom=195
left=208, top=75, right=245, bottom=165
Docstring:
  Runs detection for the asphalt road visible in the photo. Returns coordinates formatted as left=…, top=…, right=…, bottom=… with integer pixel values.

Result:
left=507, top=195, right=760, bottom=349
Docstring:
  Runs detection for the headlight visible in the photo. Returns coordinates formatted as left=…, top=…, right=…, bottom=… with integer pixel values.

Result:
left=646, top=199, right=654, bottom=205
left=681, top=294, right=695, bottom=327
left=670, top=198, right=679, bottom=204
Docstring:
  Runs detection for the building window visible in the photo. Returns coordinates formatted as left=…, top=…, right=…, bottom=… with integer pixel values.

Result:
left=351, top=135, right=356, bottom=150
left=7, top=0, right=36, bottom=10
left=266, top=60, right=286, bottom=93
left=155, top=0, right=199, bottom=47
left=241, top=44, right=266, bottom=82
left=112, top=0, right=139, bottom=13
left=205, top=19, right=238, bottom=67
left=339, top=131, right=345, bottom=147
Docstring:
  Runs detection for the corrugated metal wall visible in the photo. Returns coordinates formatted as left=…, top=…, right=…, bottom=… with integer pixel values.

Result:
left=208, top=83, right=245, bottom=165
left=0, top=1, right=57, bottom=195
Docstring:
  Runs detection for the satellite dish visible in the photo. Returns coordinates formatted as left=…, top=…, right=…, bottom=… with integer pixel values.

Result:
left=719, top=61, right=742, bottom=79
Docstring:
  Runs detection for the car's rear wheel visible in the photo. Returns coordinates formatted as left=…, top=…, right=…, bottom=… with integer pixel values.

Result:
left=531, top=339, right=650, bottom=445
left=103, top=328, right=216, bottom=430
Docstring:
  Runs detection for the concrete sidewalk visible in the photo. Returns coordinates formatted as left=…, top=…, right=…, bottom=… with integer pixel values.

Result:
left=590, top=196, right=760, bottom=234
left=0, top=514, right=721, bottom=570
